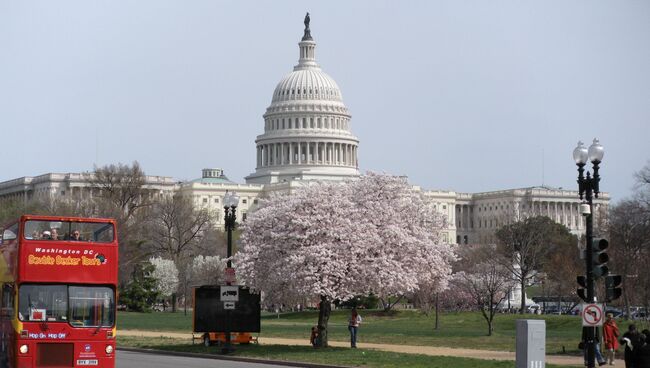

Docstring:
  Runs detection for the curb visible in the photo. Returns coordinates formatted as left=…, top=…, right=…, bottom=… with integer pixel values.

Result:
left=117, top=346, right=348, bottom=368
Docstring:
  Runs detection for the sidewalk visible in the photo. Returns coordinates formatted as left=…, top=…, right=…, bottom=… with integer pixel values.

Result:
left=120, top=330, right=584, bottom=367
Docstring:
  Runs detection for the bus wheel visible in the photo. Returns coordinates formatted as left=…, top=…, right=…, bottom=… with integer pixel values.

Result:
left=203, top=335, right=212, bottom=347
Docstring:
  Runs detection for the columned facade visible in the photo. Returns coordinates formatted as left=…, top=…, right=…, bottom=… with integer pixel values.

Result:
left=454, top=186, right=609, bottom=245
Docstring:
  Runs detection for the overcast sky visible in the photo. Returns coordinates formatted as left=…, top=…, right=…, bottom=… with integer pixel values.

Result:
left=1, top=1, right=648, bottom=202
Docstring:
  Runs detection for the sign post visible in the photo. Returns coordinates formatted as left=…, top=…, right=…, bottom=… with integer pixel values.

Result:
left=225, top=267, right=236, bottom=285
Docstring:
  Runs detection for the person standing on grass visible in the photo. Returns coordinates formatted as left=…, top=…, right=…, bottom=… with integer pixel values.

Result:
left=348, top=308, right=362, bottom=348
left=603, top=313, right=620, bottom=365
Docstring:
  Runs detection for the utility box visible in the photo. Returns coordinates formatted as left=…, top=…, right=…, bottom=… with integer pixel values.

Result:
left=516, top=319, right=545, bottom=368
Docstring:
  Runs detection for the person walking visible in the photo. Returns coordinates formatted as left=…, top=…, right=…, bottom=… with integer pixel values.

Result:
left=348, top=308, right=362, bottom=348
left=637, top=330, right=650, bottom=368
left=603, top=313, right=620, bottom=365
left=620, top=324, right=644, bottom=368
left=582, top=326, right=607, bottom=366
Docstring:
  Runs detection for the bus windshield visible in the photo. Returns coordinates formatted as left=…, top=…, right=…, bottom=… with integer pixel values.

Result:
left=23, top=220, right=114, bottom=243
left=18, top=284, right=115, bottom=327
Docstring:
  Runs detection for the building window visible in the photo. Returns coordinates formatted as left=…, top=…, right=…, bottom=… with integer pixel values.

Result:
left=203, top=198, right=208, bottom=204
left=253, top=199, right=258, bottom=204
left=442, top=205, right=447, bottom=210
left=214, top=198, right=219, bottom=203
left=242, top=212, right=248, bottom=221
left=242, top=199, right=247, bottom=204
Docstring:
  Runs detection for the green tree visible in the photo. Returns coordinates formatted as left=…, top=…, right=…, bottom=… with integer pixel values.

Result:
left=119, top=262, right=160, bottom=312
left=496, top=216, right=576, bottom=314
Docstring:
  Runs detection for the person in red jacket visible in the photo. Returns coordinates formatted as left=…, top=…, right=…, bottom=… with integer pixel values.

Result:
left=603, top=313, right=620, bottom=365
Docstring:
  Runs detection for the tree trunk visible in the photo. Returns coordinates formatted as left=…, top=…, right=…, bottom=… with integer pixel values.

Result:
left=316, top=295, right=331, bottom=348
left=480, top=308, right=493, bottom=336
left=434, top=293, right=440, bottom=330
left=624, top=278, right=631, bottom=320
left=184, top=281, right=188, bottom=316
left=172, top=293, right=177, bottom=313
left=520, top=279, right=526, bottom=314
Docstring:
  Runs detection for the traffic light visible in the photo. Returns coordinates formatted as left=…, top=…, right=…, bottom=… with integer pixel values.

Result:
left=590, top=238, right=609, bottom=278
left=605, top=275, right=623, bottom=302
left=577, top=275, right=588, bottom=302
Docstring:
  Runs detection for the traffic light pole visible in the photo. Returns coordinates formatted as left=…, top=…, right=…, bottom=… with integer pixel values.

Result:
left=577, top=160, right=600, bottom=368
left=574, top=140, right=605, bottom=368
left=585, top=197, right=596, bottom=368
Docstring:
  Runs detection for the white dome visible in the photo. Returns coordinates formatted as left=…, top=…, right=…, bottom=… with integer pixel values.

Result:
left=246, top=15, right=360, bottom=185
left=272, top=69, right=343, bottom=103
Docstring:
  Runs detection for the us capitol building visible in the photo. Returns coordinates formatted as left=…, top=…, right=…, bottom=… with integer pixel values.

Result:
left=0, top=16, right=608, bottom=247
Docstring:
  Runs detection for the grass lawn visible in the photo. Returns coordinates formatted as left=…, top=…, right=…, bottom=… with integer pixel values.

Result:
left=118, top=335, right=569, bottom=368
left=118, top=309, right=650, bottom=355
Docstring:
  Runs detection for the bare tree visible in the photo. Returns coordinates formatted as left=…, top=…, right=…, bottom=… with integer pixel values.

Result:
left=608, top=199, right=650, bottom=318
left=147, top=194, right=214, bottom=311
left=90, top=161, right=149, bottom=220
left=90, top=161, right=151, bottom=282
left=148, top=194, right=213, bottom=262
left=454, top=244, right=514, bottom=336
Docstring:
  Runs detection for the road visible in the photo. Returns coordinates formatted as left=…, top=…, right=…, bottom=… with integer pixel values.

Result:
left=117, top=350, right=301, bottom=368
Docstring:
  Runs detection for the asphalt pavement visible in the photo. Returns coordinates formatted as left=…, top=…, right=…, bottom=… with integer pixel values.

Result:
left=117, top=350, right=311, bottom=368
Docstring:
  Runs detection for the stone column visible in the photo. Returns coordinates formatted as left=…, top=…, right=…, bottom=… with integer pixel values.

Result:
left=273, top=144, right=277, bottom=166
left=289, top=142, right=293, bottom=165
left=337, top=144, right=342, bottom=165
left=328, top=143, right=332, bottom=164
left=306, top=143, right=311, bottom=164
left=298, top=142, right=302, bottom=164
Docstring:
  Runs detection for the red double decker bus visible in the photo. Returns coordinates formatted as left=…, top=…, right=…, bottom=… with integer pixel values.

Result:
left=0, top=215, right=118, bottom=368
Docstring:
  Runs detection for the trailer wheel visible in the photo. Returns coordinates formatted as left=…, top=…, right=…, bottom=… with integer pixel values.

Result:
left=203, top=334, right=212, bottom=347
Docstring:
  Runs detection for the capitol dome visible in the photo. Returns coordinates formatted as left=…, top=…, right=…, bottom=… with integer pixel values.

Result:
left=271, top=69, right=344, bottom=104
left=246, top=14, right=360, bottom=185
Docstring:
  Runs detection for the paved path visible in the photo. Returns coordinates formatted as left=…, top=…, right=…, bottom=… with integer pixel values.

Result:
left=119, top=330, right=584, bottom=367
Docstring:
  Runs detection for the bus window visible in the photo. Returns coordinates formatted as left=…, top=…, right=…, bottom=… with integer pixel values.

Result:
left=23, top=221, right=115, bottom=243
left=18, top=284, right=68, bottom=322
left=69, top=286, right=115, bottom=327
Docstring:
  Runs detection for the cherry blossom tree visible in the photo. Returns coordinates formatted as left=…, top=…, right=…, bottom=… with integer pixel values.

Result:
left=236, top=173, right=456, bottom=347
left=149, top=256, right=179, bottom=309
left=348, top=173, right=454, bottom=310
left=189, top=255, right=226, bottom=286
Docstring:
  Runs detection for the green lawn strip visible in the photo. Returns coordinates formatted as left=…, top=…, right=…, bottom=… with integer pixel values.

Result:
left=118, top=336, right=567, bottom=368
left=119, top=310, right=592, bottom=354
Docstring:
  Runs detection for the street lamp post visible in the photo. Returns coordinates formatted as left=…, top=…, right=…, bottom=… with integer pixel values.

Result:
left=573, top=139, right=604, bottom=368
left=222, top=191, right=239, bottom=354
